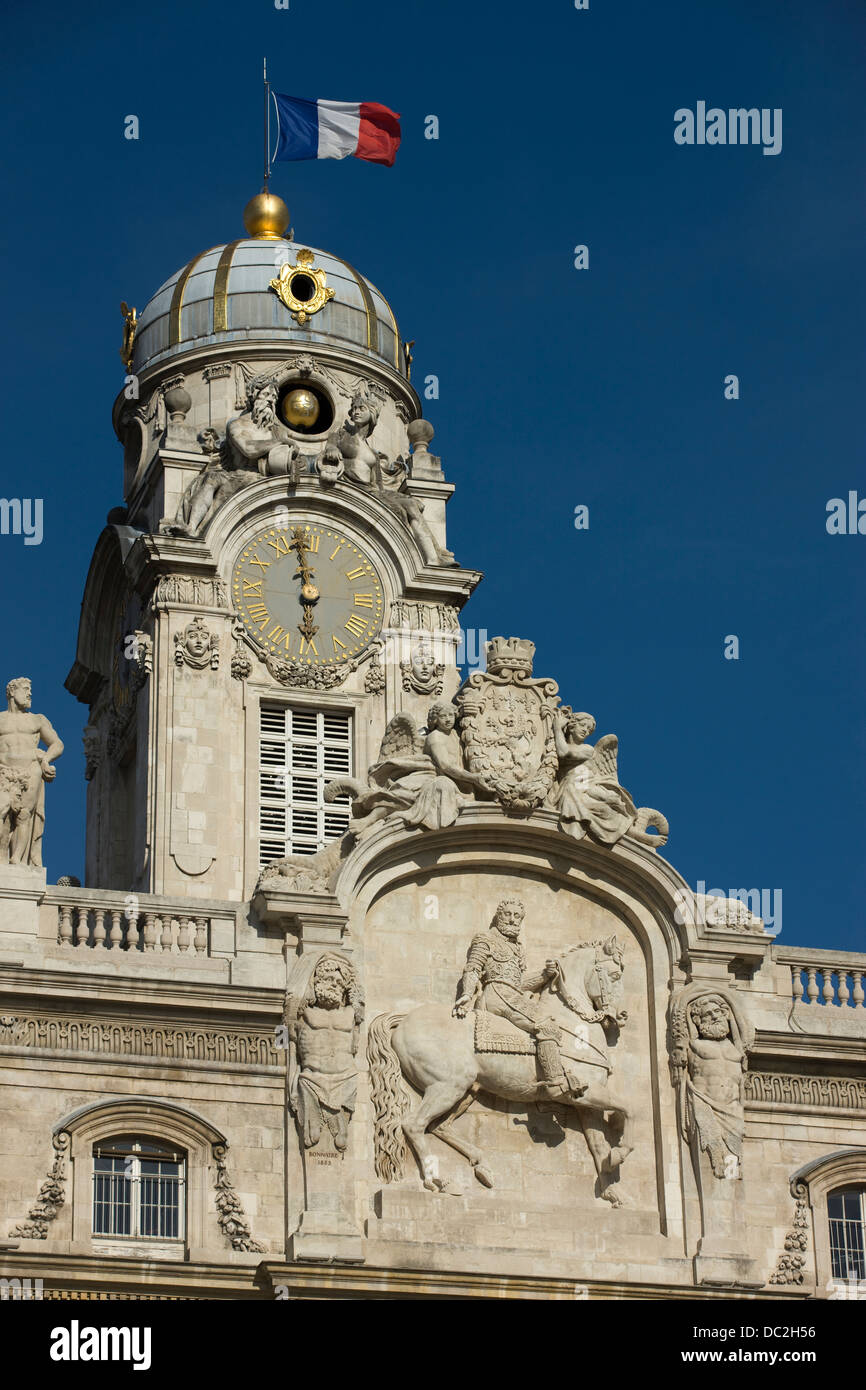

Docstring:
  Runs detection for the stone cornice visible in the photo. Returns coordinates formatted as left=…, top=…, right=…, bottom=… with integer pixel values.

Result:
left=113, top=338, right=422, bottom=435
left=257, top=1261, right=803, bottom=1302
left=0, top=965, right=283, bottom=1018
left=751, top=1029, right=866, bottom=1067
left=125, top=532, right=219, bottom=593
left=0, top=1250, right=266, bottom=1296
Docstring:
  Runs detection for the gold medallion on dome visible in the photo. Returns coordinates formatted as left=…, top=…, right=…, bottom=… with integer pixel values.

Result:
left=269, top=248, right=336, bottom=325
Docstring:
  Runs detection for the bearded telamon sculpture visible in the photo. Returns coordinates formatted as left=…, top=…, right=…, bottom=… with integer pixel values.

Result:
left=286, top=954, right=365, bottom=1151
left=669, top=983, right=757, bottom=1278
left=671, top=989, right=750, bottom=1180
left=0, top=678, right=64, bottom=868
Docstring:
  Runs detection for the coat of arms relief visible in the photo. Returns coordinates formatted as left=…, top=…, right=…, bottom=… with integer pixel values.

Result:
left=257, top=635, right=669, bottom=898
left=456, top=637, right=559, bottom=814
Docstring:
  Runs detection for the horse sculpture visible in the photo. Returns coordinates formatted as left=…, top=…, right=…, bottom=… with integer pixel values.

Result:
left=367, top=937, right=634, bottom=1205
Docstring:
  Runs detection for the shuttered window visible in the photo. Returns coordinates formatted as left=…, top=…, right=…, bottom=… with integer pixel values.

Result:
left=829, top=1187, right=866, bottom=1283
left=259, top=704, right=352, bottom=863
left=92, top=1137, right=185, bottom=1241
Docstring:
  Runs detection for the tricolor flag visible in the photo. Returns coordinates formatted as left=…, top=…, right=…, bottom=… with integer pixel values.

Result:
left=272, top=94, right=401, bottom=167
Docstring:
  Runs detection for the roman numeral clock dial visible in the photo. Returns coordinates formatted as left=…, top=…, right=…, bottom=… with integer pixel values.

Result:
left=232, top=522, right=384, bottom=664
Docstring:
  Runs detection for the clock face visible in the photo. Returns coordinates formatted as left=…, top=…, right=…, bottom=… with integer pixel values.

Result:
left=232, top=520, right=384, bottom=665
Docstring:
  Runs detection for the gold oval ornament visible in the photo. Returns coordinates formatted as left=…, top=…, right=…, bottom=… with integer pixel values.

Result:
left=269, top=249, right=336, bottom=325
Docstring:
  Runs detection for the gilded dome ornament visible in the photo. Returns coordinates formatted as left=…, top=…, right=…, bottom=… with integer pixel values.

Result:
left=243, top=191, right=291, bottom=240
left=119, top=301, right=137, bottom=370
left=269, top=248, right=335, bottom=324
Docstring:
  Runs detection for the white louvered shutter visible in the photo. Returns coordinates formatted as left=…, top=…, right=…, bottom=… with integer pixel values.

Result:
left=259, top=704, right=352, bottom=864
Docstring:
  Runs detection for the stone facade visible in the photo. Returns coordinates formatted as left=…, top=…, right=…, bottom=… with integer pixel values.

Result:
left=1, top=202, right=864, bottom=1300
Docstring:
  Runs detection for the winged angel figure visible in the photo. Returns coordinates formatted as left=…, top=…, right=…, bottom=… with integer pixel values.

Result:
left=548, top=708, right=669, bottom=849
left=325, top=701, right=490, bottom=839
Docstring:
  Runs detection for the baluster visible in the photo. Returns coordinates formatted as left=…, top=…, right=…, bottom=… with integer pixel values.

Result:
left=126, top=910, right=139, bottom=950
left=837, top=970, right=850, bottom=1008
left=806, top=967, right=819, bottom=1004
left=791, top=965, right=804, bottom=1003
left=93, top=909, right=106, bottom=949
left=161, top=915, right=173, bottom=952
left=143, top=912, right=157, bottom=952
left=822, top=970, right=835, bottom=1005
left=194, top=917, right=208, bottom=955
left=75, top=906, right=90, bottom=948
left=853, top=972, right=864, bottom=1009
left=177, top=916, right=191, bottom=953
left=58, top=905, right=73, bottom=947
left=109, top=909, right=122, bottom=950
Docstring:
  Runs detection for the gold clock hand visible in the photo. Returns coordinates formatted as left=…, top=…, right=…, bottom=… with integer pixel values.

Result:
left=299, top=605, right=319, bottom=641
left=290, top=526, right=320, bottom=606
left=290, top=527, right=316, bottom=587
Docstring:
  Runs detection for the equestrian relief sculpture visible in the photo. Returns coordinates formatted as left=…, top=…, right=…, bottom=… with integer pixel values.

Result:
left=368, top=897, right=633, bottom=1204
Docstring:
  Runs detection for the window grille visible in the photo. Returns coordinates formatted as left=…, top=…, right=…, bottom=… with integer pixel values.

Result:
left=92, top=1137, right=185, bottom=1241
left=829, top=1187, right=866, bottom=1282
left=259, top=704, right=352, bottom=864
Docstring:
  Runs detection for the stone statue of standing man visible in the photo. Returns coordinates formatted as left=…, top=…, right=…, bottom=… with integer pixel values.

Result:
left=0, top=678, right=63, bottom=868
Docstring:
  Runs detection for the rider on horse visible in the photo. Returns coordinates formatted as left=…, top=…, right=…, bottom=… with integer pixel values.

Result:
left=452, top=898, right=584, bottom=1099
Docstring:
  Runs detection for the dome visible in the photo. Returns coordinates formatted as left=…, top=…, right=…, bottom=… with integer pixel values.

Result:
left=132, top=238, right=405, bottom=378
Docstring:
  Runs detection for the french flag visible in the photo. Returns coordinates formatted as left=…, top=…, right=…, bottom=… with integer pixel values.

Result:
left=272, top=93, right=401, bottom=167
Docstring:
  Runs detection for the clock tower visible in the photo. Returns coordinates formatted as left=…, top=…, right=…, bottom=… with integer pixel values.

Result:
left=66, top=191, right=480, bottom=900
left=3, top=186, right=863, bottom=1306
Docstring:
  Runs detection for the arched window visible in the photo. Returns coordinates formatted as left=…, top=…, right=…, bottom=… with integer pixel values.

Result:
left=92, top=1135, right=186, bottom=1242
left=788, top=1149, right=866, bottom=1296
left=828, top=1186, right=866, bottom=1283
left=52, top=1098, right=229, bottom=1256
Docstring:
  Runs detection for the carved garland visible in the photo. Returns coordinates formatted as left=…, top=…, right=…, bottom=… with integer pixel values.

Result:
left=364, top=645, right=386, bottom=694
left=264, top=644, right=376, bottom=691
left=212, top=1144, right=265, bottom=1252
left=9, top=1132, right=70, bottom=1239
left=768, top=1182, right=810, bottom=1286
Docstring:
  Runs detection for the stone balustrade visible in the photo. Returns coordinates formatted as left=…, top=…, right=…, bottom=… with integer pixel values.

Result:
left=45, top=887, right=219, bottom=957
left=777, top=947, right=866, bottom=1009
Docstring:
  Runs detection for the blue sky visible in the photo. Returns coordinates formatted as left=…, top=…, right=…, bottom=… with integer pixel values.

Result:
left=1, top=0, right=863, bottom=949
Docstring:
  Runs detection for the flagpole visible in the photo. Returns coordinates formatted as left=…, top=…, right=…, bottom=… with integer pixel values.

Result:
left=263, top=57, right=270, bottom=190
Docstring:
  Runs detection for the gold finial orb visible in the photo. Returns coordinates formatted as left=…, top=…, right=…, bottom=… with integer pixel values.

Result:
left=281, top=388, right=320, bottom=429
left=243, top=191, right=290, bottom=240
